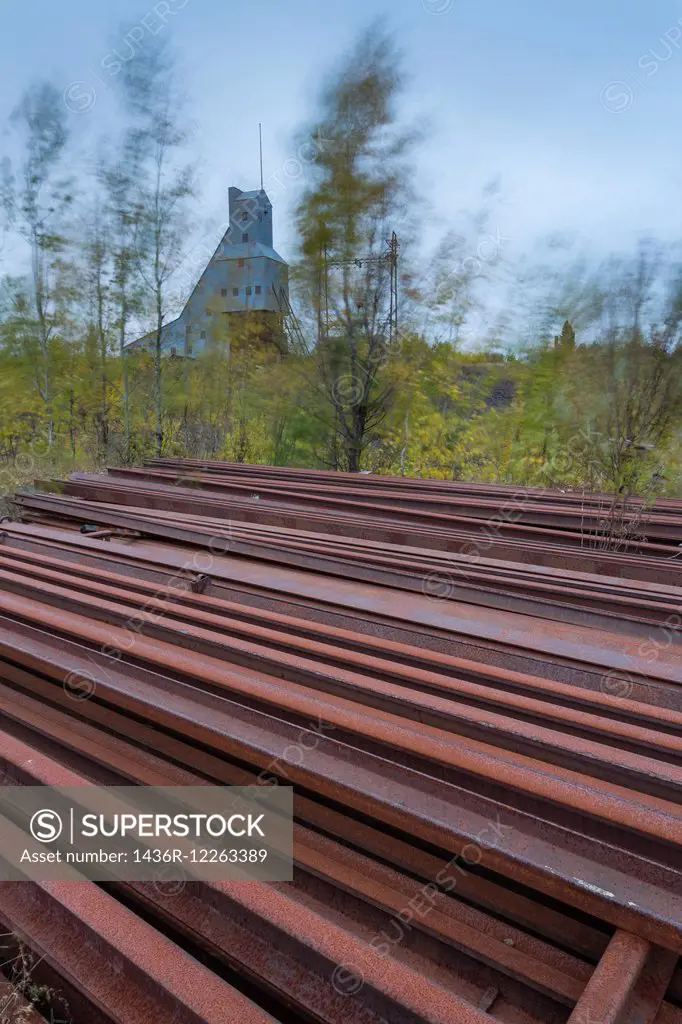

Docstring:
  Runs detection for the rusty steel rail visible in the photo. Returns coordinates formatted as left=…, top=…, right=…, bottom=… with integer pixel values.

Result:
left=22, top=480, right=682, bottom=583
left=19, top=484, right=682, bottom=586
left=0, top=722, right=584, bottom=1022
left=5, top=514, right=682, bottom=701
left=0, top=592, right=681, bottom=953
left=1, top=673, right=681, bottom=1023
left=0, top=540, right=679, bottom=731
left=0, top=559, right=681, bottom=798
left=98, top=466, right=682, bottom=544
left=1, top=462, right=681, bottom=1022
left=4, top=510, right=682, bottom=644
left=144, top=457, right=682, bottom=515
left=0, top=739, right=277, bottom=1024
left=2, top=518, right=681, bottom=711
left=73, top=467, right=682, bottom=550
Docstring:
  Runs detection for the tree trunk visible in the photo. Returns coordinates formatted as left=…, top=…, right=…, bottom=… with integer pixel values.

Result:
left=43, top=346, right=54, bottom=448
left=155, top=294, right=163, bottom=458
left=69, top=388, right=76, bottom=466
left=119, top=302, right=131, bottom=461
left=98, top=279, right=109, bottom=462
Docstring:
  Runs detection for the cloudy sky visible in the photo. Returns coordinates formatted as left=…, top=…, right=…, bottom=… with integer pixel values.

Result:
left=1, top=0, right=680, bottom=275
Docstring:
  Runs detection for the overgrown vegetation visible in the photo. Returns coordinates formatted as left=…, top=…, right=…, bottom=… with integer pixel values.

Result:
left=0, top=937, right=71, bottom=1023
left=1, top=28, right=681, bottom=498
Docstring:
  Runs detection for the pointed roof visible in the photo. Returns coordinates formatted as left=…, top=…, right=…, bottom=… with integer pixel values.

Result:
left=213, top=241, right=287, bottom=265
left=233, top=188, right=271, bottom=202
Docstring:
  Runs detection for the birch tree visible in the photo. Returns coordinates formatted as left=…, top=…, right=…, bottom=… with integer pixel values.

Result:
left=99, top=136, right=146, bottom=461
left=120, top=42, right=194, bottom=457
left=1, top=82, right=72, bottom=446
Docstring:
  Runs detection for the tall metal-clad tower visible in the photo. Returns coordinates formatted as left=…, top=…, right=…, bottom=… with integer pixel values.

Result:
left=126, top=185, right=290, bottom=356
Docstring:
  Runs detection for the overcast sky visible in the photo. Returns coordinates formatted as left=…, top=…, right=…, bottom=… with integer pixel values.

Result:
left=1, top=0, right=680, bottom=278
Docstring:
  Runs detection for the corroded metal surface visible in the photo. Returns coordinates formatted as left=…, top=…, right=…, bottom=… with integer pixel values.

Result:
left=1, top=461, right=681, bottom=1023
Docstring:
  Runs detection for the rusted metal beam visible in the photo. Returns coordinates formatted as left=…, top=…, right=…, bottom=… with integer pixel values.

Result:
left=3, top=460, right=682, bottom=1023
left=0, top=600, right=681, bottom=953
left=567, top=930, right=651, bottom=1024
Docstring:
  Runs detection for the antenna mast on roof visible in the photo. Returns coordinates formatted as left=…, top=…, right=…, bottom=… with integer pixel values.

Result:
left=259, top=123, right=264, bottom=191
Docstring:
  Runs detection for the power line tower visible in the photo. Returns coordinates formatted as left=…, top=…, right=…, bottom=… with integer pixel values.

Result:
left=270, top=230, right=400, bottom=357
left=318, top=231, right=399, bottom=345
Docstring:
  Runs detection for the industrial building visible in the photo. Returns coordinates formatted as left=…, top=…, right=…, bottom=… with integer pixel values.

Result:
left=126, top=185, right=289, bottom=357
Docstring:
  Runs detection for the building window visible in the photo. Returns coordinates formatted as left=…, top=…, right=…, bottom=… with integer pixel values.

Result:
left=220, top=288, right=227, bottom=297
left=246, top=286, right=252, bottom=296
left=200, top=330, right=206, bottom=340
left=232, top=287, right=239, bottom=296
left=242, top=233, right=248, bottom=243
left=255, top=285, right=261, bottom=295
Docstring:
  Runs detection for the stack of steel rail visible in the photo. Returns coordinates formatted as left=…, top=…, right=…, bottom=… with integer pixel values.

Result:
left=0, top=459, right=680, bottom=1023
left=25, top=460, right=682, bottom=580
